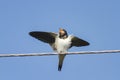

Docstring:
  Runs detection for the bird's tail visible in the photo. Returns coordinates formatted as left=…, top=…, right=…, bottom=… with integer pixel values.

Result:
left=58, top=54, right=66, bottom=71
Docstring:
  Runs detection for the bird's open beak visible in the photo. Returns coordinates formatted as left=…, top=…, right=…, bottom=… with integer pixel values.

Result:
left=59, top=28, right=65, bottom=36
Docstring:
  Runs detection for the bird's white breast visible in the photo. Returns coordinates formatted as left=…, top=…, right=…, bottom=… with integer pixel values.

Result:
left=55, top=35, right=72, bottom=53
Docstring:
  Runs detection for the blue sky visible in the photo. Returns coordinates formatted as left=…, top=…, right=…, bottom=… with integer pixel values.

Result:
left=0, top=0, right=120, bottom=80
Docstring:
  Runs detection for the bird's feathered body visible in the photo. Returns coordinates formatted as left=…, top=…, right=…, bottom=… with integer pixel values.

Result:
left=55, top=35, right=73, bottom=71
left=55, top=35, right=72, bottom=53
left=29, top=28, right=89, bottom=71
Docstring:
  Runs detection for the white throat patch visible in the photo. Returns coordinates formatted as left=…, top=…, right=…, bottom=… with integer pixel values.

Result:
left=55, top=35, right=72, bottom=53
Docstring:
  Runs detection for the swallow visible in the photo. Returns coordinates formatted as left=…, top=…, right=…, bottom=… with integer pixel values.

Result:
left=29, top=28, right=89, bottom=71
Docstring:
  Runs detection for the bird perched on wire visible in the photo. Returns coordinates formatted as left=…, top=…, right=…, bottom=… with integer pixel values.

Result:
left=29, top=28, right=89, bottom=71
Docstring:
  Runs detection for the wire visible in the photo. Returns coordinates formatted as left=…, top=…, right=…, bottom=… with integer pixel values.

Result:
left=0, top=50, right=120, bottom=58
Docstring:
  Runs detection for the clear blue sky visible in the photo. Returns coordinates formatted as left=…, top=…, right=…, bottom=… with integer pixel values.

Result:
left=0, top=0, right=120, bottom=80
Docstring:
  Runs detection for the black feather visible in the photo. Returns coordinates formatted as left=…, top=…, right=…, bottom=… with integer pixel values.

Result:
left=71, top=36, right=89, bottom=47
left=29, top=31, right=57, bottom=43
left=58, top=64, right=62, bottom=71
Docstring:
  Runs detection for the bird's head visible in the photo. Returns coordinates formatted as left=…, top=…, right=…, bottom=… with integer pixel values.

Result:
left=59, top=28, right=68, bottom=39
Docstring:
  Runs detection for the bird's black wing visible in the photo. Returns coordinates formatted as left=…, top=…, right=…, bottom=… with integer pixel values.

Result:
left=71, top=36, right=90, bottom=47
left=29, top=31, right=57, bottom=43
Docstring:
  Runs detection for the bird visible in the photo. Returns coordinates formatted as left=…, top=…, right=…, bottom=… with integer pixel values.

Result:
left=29, top=28, right=89, bottom=71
